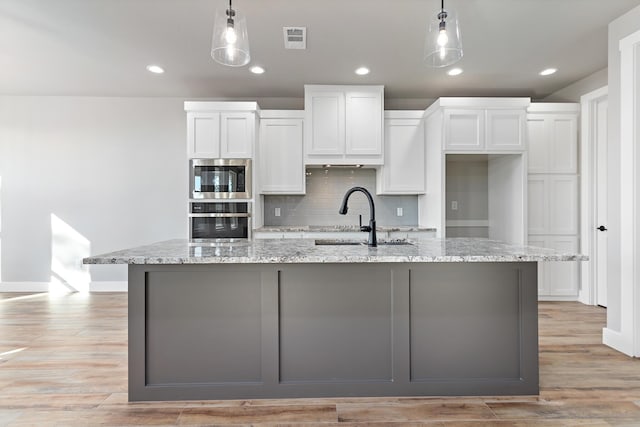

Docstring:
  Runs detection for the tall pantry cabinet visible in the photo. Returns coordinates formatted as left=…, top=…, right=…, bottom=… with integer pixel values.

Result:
left=527, top=103, right=580, bottom=299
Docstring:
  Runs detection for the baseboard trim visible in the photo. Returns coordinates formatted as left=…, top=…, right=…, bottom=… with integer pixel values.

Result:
left=0, top=282, right=51, bottom=292
left=0, top=281, right=128, bottom=293
left=602, top=327, right=634, bottom=357
left=90, top=281, right=128, bottom=292
left=538, top=295, right=580, bottom=302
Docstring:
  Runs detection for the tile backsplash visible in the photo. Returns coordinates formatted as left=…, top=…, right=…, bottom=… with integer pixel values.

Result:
left=264, top=168, right=418, bottom=226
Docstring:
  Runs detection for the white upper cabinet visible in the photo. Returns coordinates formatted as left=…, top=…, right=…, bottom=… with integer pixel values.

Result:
left=187, top=112, right=220, bottom=158
left=428, top=98, right=530, bottom=152
left=485, top=109, right=526, bottom=151
left=259, top=112, right=305, bottom=194
left=527, top=105, right=579, bottom=173
left=185, top=102, right=257, bottom=159
left=443, top=109, right=484, bottom=151
left=220, top=112, right=255, bottom=158
left=304, top=85, right=384, bottom=165
left=345, top=91, right=383, bottom=156
left=377, top=112, right=426, bottom=194
left=305, top=90, right=345, bottom=156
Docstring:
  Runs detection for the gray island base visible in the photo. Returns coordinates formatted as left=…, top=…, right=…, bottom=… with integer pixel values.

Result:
left=84, top=238, right=586, bottom=401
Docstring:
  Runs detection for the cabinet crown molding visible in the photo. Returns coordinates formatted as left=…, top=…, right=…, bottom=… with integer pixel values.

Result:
left=527, top=102, right=580, bottom=114
left=425, top=97, right=531, bottom=117
left=184, top=101, right=259, bottom=113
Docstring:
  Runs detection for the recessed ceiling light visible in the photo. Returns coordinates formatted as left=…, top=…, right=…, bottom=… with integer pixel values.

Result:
left=250, top=66, right=265, bottom=74
left=447, top=68, right=463, bottom=76
left=539, top=68, right=557, bottom=76
left=355, top=67, right=370, bottom=76
left=146, top=64, right=164, bottom=74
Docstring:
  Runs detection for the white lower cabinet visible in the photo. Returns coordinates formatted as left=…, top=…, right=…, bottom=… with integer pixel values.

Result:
left=528, top=235, right=580, bottom=298
left=259, top=116, right=305, bottom=194
left=377, top=113, right=426, bottom=194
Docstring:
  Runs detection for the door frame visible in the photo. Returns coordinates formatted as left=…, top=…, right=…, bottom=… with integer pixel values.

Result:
left=579, top=86, right=608, bottom=306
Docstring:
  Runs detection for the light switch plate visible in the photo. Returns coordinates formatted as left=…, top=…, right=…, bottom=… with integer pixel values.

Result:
left=275, top=207, right=281, bottom=217
left=396, top=207, right=403, bottom=217
left=451, top=201, right=458, bottom=211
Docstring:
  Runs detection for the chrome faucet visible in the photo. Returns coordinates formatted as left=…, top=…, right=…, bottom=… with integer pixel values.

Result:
left=339, top=186, right=377, bottom=247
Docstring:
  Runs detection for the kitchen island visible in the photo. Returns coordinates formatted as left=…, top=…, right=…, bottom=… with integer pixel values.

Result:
left=84, top=238, right=585, bottom=401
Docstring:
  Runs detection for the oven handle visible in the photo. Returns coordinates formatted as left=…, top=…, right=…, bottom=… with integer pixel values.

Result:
left=189, top=213, right=251, bottom=218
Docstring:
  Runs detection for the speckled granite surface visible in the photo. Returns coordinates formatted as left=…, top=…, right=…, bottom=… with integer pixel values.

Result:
left=256, top=225, right=437, bottom=232
left=83, top=238, right=587, bottom=265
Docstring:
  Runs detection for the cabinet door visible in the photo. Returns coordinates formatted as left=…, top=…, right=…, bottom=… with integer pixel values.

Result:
left=305, top=91, right=345, bottom=156
left=526, top=236, right=549, bottom=296
left=548, top=175, right=578, bottom=234
left=379, top=118, right=425, bottom=194
left=443, top=109, right=484, bottom=151
left=545, top=236, right=580, bottom=296
left=526, top=115, right=548, bottom=173
left=548, top=115, right=578, bottom=173
left=526, top=114, right=578, bottom=173
left=345, top=91, right=383, bottom=156
left=220, top=112, right=253, bottom=158
left=259, top=119, right=305, bottom=194
left=486, top=110, right=526, bottom=151
left=187, top=112, right=220, bottom=158
left=527, top=175, right=548, bottom=235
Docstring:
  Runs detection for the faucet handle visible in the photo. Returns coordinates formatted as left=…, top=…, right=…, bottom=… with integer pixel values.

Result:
left=359, top=214, right=371, bottom=231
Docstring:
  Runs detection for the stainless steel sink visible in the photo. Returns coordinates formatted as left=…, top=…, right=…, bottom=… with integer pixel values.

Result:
left=314, top=239, right=414, bottom=246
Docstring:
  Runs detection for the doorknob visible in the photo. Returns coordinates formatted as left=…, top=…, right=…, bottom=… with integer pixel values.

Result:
left=597, top=225, right=608, bottom=231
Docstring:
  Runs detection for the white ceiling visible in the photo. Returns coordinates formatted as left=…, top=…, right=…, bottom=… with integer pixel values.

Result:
left=1, top=0, right=639, bottom=103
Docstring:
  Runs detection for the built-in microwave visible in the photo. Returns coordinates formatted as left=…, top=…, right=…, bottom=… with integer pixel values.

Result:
left=190, top=158, right=251, bottom=199
left=189, top=201, right=251, bottom=240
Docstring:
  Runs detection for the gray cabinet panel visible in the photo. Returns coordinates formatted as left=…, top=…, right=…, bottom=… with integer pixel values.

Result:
left=145, top=270, right=262, bottom=385
left=278, top=265, right=393, bottom=382
left=409, top=264, right=521, bottom=380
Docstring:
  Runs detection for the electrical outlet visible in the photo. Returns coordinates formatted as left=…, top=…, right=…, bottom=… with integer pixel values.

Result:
left=451, top=201, right=458, bottom=211
left=396, top=207, right=403, bottom=217
left=274, top=207, right=281, bottom=217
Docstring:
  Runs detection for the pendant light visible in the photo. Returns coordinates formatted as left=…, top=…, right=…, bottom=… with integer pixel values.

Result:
left=211, top=0, right=250, bottom=67
left=424, top=0, right=463, bottom=68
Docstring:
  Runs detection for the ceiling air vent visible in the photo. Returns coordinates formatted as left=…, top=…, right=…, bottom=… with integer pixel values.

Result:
left=283, top=27, right=307, bottom=49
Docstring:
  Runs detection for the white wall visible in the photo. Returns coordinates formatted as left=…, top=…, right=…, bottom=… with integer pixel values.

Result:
left=606, top=4, right=640, bottom=335
left=0, top=96, right=187, bottom=289
left=543, top=68, right=608, bottom=102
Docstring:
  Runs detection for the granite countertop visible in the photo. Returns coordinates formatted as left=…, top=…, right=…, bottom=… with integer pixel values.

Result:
left=83, top=237, right=587, bottom=265
left=255, top=225, right=437, bottom=232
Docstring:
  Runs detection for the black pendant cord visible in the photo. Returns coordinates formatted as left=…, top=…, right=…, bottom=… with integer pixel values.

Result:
left=226, top=0, right=235, bottom=26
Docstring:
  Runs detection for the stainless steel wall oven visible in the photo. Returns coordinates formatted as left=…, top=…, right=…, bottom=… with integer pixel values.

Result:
left=189, top=201, right=251, bottom=240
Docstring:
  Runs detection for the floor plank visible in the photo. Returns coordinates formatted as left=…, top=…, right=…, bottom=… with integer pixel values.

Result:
left=1, top=293, right=639, bottom=426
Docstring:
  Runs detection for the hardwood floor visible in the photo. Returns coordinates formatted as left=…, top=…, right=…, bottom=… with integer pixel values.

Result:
left=1, top=293, right=640, bottom=426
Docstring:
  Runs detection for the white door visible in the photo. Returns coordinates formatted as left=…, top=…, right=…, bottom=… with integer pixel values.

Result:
left=595, top=98, right=608, bottom=307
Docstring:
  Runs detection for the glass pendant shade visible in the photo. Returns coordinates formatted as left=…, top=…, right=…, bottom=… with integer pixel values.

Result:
left=211, top=3, right=250, bottom=67
left=424, top=7, right=463, bottom=68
